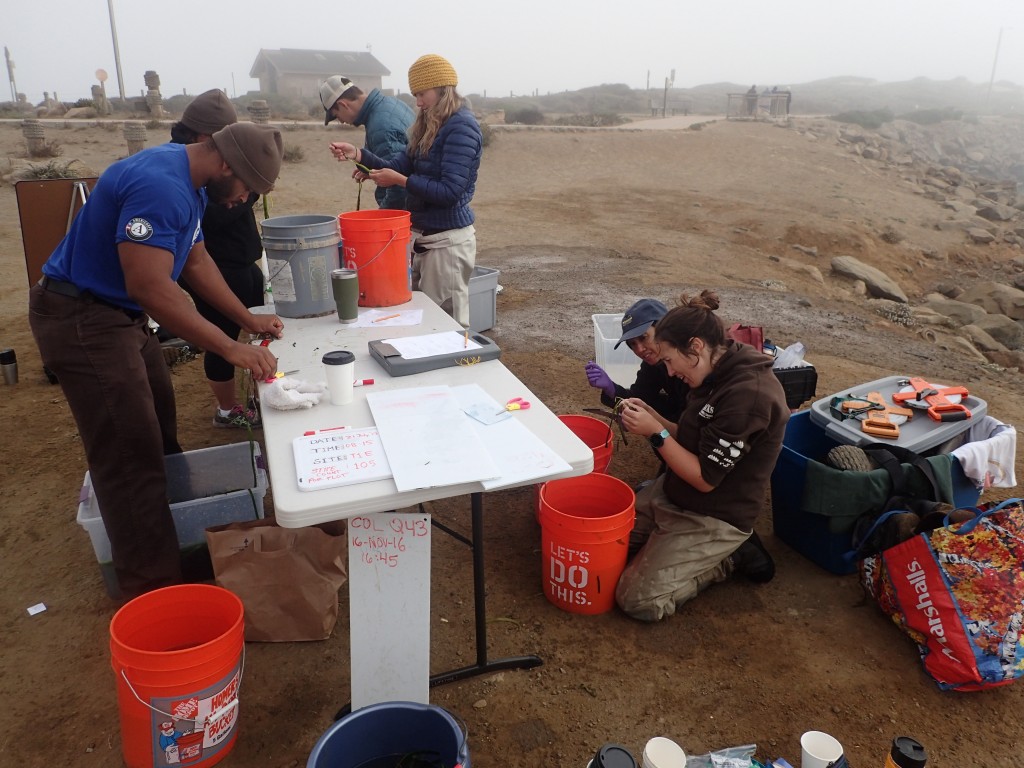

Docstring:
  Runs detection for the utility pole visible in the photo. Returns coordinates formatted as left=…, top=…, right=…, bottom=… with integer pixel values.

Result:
left=107, top=0, right=126, bottom=102
left=4, top=46, right=16, bottom=102
left=661, top=69, right=675, bottom=118
left=986, top=27, right=1007, bottom=115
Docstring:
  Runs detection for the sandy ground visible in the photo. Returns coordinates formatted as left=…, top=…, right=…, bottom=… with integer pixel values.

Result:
left=2, top=115, right=1024, bottom=767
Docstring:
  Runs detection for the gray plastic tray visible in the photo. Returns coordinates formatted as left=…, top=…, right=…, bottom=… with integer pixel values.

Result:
left=807, top=374, right=987, bottom=453
left=368, top=333, right=501, bottom=377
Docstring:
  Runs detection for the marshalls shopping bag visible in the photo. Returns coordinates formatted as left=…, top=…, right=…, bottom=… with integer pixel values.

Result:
left=861, top=498, right=1024, bottom=690
left=206, top=517, right=347, bottom=642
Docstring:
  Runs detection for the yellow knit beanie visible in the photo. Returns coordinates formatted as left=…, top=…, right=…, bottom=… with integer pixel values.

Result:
left=408, top=54, right=458, bottom=94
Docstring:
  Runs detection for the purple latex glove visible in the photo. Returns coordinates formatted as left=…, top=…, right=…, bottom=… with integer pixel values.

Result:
left=585, top=361, right=616, bottom=399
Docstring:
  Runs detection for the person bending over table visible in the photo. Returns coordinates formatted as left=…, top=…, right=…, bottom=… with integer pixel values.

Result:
left=330, top=53, right=482, bottom=328
left=29, top=123, right=285, bottom=599
left=584, top=298, right=689, bottom=423
left=615, top=290, right=789, bottom=622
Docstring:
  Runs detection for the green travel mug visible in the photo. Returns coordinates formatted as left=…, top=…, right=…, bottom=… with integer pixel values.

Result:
left=331, top=268, right=359, bottom=323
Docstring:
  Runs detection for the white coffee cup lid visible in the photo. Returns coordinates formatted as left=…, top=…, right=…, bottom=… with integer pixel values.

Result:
left=643, top=736, right=686, bottom=768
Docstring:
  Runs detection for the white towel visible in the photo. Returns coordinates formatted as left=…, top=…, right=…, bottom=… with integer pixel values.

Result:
left=950, top=416, right=1017, bottom=489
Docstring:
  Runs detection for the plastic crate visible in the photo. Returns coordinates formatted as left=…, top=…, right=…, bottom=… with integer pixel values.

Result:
left=468, top=266, right=499, bottom=332
left=770, top=411, right=979, bottom=575
left=773, top=364, right=817, bottom=410
left=592, top=314, right=639, bottom=370
left=76, top=442, right=267, bottom=596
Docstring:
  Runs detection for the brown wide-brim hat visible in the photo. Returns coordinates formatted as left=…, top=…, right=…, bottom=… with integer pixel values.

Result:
left=211, top=123, right=283, bottom=195
left=181, top=89, right=237, bottom=135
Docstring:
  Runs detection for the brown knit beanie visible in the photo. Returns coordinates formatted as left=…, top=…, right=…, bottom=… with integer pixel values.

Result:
left=408, top=54, right=458, bottom=94
left=181, top=89, right=237, bottom=135
left=211, top=123, right=284, bottom=195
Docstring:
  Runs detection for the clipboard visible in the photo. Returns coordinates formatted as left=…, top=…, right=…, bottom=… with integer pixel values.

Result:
left=368, top=333, right=501, bottom=376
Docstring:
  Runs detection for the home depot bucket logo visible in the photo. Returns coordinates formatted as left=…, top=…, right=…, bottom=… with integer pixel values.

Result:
left=151, top=665, right=241, bottom=766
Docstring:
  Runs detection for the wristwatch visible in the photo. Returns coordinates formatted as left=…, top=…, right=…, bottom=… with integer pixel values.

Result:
left=649, top=428, right=670, bottom=448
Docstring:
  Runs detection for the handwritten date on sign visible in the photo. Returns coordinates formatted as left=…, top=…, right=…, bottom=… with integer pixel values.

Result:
left=350, top=515, right=429, bottom=568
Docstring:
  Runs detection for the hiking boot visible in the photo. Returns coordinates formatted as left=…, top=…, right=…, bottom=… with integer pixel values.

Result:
left=212, top=404, right=263, bottom=429
left=826, top=444, right=877, bottom=472
left=728, top=531, right=775, bottom=583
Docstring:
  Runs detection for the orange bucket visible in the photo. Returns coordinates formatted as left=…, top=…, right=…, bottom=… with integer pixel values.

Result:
left=535, top=414, right=616, bottom=520
left=538, top=474, right=635, bottom=615
left=338, top=209, right=412, bottom=307
left=109, top=584, right=244, bottom=768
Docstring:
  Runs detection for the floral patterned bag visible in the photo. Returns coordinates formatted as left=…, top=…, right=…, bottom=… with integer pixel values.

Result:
left=860, top=498, right=1024, bottom=691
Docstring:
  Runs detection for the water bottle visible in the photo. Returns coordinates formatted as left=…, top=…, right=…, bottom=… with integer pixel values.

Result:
left=884, top=736, right=926, bottom=768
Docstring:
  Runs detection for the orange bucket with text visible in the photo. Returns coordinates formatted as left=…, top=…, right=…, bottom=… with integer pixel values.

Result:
left=338, top=209, right=412, bottom=307
left=109, top=584, right=244, bottom=768
left=538, top=474, right=635, bottom=615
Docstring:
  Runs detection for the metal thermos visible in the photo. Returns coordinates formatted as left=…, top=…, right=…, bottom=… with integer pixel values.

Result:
left=0, top=348, right=17, bottom=385
left=884, top=737, right=927, bottom=768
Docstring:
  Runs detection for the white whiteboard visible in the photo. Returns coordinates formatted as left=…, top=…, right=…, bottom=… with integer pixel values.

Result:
left=292, top=427, right=392, bottom=491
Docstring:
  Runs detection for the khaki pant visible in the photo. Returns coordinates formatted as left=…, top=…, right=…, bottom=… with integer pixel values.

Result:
left=615, top=475, right=750, bottom=622
left=412, top=225, right=476, bottom=328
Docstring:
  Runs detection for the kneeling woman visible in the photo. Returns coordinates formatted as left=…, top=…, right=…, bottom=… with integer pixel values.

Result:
left=616, top=290, right=789, bottom=622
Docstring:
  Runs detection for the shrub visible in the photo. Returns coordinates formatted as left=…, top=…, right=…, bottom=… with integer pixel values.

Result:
left=283, top=145, right=305, bottom=163
left=900, top=107, right=963, bottom=125
left=551, top=113, right=626, bottom=127
left=73, top=98, right=97, bottom=109
left=480, top=123, right=493, bottom=148
left=14, top=159, right=84, bottom=180
left=830, top=109, right=894, bottom=129
left=145, top=118, right=162, bottom=130
left=505, top=106, right=545, bottom=125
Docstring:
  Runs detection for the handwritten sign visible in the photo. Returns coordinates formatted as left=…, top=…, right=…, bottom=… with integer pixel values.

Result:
left=292, top=427, right=392, bottom=491
left=349, top=512, right=431, bottom=707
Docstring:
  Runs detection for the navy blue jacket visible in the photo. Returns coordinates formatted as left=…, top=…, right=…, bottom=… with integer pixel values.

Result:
left=361, top=106, right=481, bottom=232
left=354, top=89, right=414, bottom=209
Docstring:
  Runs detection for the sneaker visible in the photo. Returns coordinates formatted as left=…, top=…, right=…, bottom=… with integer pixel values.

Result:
left=212, top=404, right=263, bottom=429
left=728, top=531, right=775, bottom=583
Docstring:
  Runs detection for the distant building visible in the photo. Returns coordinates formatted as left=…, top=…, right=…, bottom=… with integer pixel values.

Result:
left=249, top=49, right=391, bottom=98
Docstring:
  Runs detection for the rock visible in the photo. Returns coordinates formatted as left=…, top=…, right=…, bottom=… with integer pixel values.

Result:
left=920, top=294, right=988, bottom=327
left=931, top=331, right=989, bottom=362
left=972, top=314, right=1024, bottom=349
left=959, top=282, right=1024, bottom=320
left=831, top=255, right=908, bottom=302
left=958, top=324, right=1009, bottom=353
left=791, top=244, right=818, bottom=257
left=64, top=106, right=97, bottom=119
left=975, top=202, right=1017, bottom=222
left=967, top=228, right=996, bottom=244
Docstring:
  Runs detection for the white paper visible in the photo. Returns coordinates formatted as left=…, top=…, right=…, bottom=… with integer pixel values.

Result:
left=349, top=309, right=424, bottom=328
left=292, top=426, right=393, bottom=491
left=452, top=384, right=573, bottom=490
left=27, top=603, right=46, bottom=616
left=367, top=385, right=500, bottom=491
left=384, top=331, right=482, bottom=360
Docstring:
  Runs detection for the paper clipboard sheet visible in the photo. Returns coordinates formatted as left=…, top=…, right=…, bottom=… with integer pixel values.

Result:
left=367, top=385, right=500, bottom=492
left=452, top=384, right=573, bottom=489
left=292, top=427, right=393, bottom=491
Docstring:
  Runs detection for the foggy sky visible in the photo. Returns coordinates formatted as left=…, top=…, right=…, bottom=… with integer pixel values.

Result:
left=6, top=0, right=1024, bottom=103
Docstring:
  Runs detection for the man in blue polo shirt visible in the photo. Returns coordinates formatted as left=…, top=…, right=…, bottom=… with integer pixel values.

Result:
left=29, top=122, right=285, bottom=599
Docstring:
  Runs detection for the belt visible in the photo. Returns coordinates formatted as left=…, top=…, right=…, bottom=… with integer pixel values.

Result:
left=38, top=276, right=145, bottom=319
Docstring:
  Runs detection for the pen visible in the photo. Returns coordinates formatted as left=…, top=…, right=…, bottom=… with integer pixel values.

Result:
left=353, top=378, right=375, bottom=387
left=464, top=331, right=468, bottom=348
left=373, top=313, right=400, bottom=323
left=303, top=425, right=348, bottom=436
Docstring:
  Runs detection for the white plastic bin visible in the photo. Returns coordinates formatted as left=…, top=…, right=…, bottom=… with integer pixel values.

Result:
left=592, top=314, right=641, bottom=382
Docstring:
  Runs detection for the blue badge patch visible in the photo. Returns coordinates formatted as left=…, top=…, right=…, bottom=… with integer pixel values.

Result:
left=125, top=217, right=153, bottom=242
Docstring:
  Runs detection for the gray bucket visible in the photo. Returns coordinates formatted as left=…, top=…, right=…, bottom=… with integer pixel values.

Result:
left=261, top=214, right=340, bottom=318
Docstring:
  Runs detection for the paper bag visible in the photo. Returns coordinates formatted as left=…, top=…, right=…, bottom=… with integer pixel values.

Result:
left=205, top=516, right=347, bottom=642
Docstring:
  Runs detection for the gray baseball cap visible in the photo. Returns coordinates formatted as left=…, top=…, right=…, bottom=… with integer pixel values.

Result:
left=320, top=75, right=354, bottom=125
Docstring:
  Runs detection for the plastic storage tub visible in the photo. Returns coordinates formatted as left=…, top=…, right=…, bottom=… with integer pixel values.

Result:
left=468, top=266, right=499, bottom=332
left=77, top=442, right=268, bottom=596
left=771, top=411, right=979, bottom=575
left=808, top=374, right=986, bottom=452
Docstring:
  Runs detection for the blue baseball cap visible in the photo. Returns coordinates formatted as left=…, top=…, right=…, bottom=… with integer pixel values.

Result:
left=614, top=298, right=668, bottom=348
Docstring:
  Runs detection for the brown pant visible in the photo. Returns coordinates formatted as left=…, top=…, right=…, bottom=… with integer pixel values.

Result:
left=615, top=475, right=749, bottom=621
left=29, top=284, right=182, bottom=598
left=411, top=225, right=476, bottom=328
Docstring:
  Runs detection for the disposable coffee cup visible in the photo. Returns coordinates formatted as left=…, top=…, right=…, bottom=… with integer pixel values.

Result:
left=331, top=268, right=359, bottom=323
left=800, top=731, right=844, bottom=768
left=0, top=348, right=17, bottom=385
left=591, top=743, right=637, bottom=768
left=322, top=350, right=355, bottom=405
left=643, top=737, right=686, bottom=768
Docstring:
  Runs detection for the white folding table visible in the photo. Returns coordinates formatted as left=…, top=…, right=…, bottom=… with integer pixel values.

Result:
left=257, top=292, right=593, bottom=712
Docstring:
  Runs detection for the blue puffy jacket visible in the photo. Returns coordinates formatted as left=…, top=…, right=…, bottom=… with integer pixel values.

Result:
left=360, top=106, right=482, bottom=232
left=353, top=89, right=415, bottom=209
